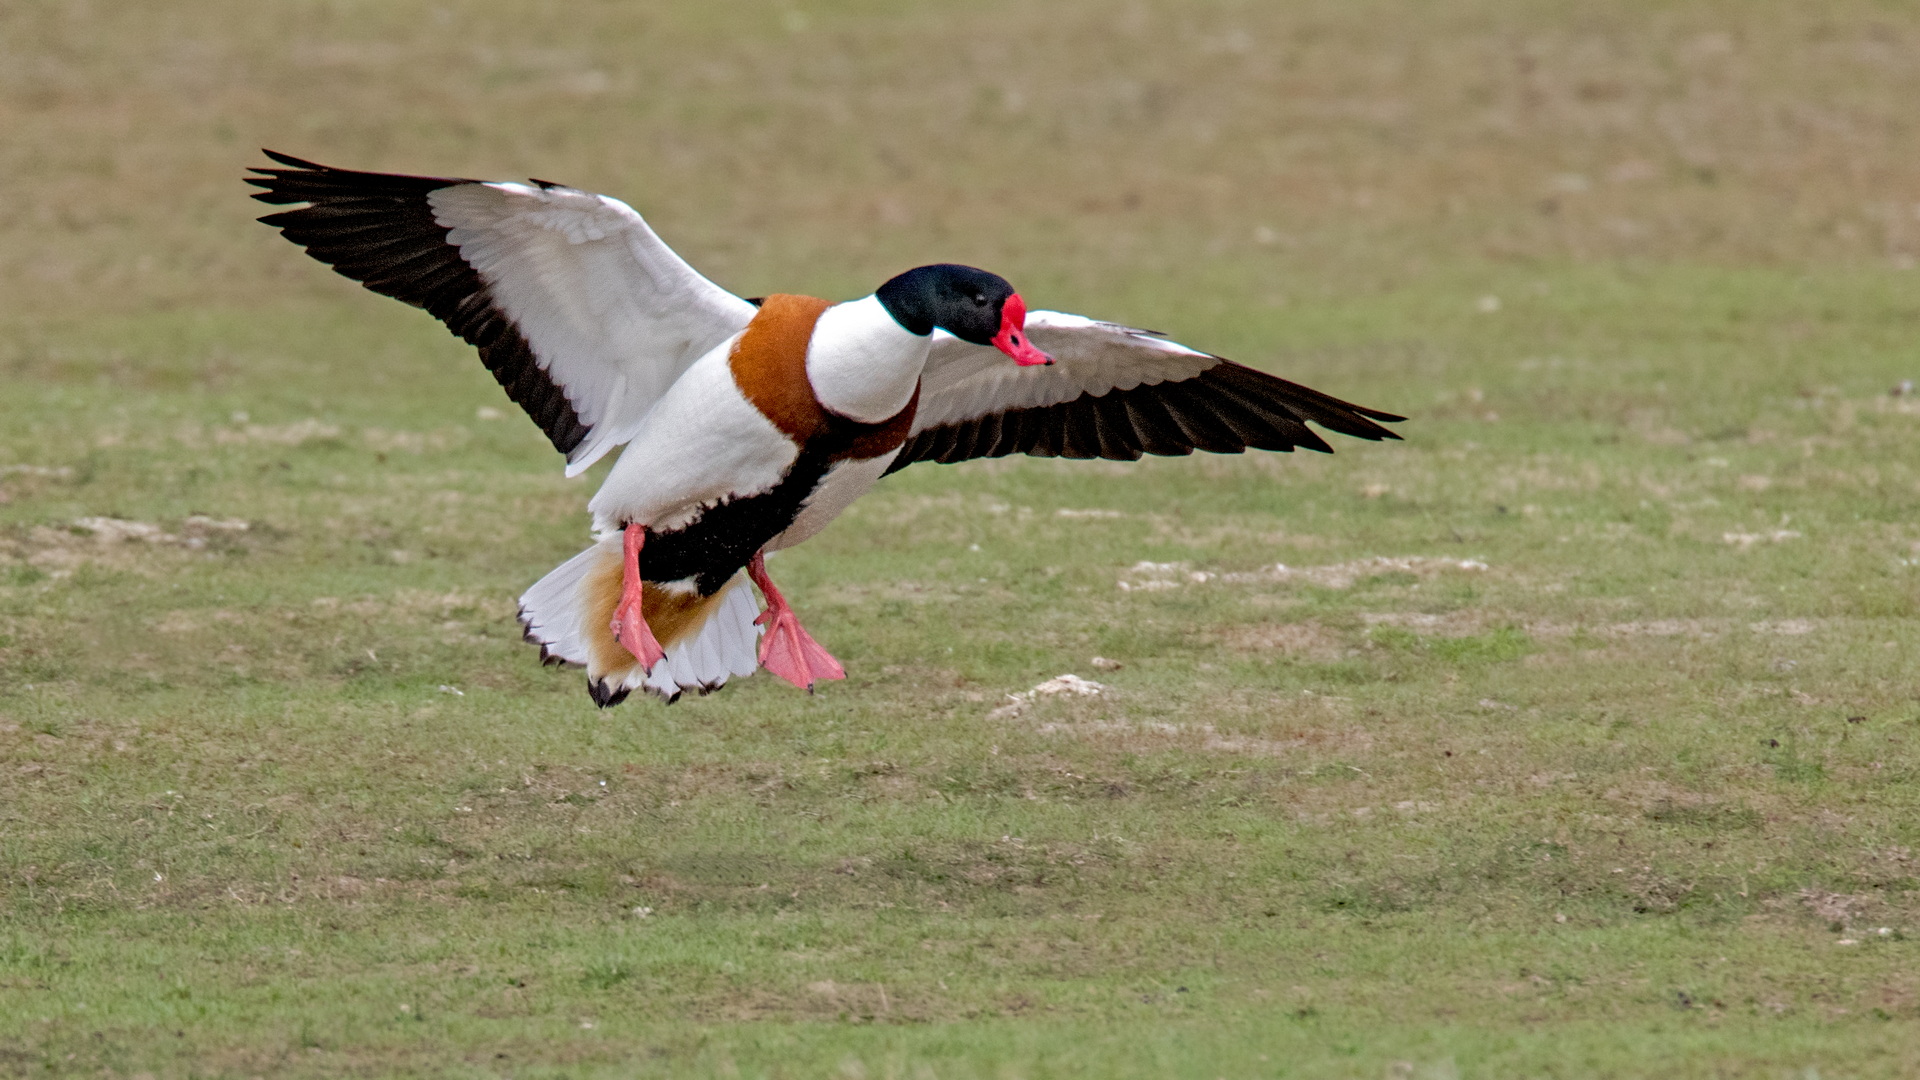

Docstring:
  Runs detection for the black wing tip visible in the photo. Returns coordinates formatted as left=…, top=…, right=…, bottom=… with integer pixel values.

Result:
left=1304, top=415, right=1404, bottom=446
left=259, top=148, right=328, bottom=171
left=1356, top=406, right=1409, bottom=425
left=246, top=150, right=334, bottom=189
left=1205, top=360, right=1407, bottom=442
left=246, top=149, right=324, bottom=202
left=244, top=149, right=472, bottom=204
left=1296, top=428, right=1338, bottom=454
left=1318, top=411, right=1405, bottom=443
left=245, top=150, right=341, bottom=204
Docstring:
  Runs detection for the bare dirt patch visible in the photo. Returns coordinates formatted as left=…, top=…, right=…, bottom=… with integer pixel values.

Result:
left=1030, top=719, right=1306, bottom=757
left=1361, top=610, right=1496, bottom=637
left=4, top=515, right=252, bottom=576
left=1118, top=556, right=1489, bottom=593
left=209, top=418, right=342, bottom=447
left=1213, top=621, right=1349, bottom=660
left=361, top=427, right=470, bottom=455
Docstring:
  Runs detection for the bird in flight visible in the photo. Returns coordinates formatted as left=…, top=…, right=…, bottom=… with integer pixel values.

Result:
left=248, top=151, right=1402, bottom=705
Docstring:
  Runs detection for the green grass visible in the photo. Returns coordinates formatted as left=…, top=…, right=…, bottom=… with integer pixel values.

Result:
left=8, top=0, right=1920, bottom=1076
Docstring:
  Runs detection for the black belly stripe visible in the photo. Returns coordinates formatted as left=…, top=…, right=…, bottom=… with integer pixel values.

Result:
left=636, top=385, right=916, bottom=596
left=639, top=449, right=834, bottom=595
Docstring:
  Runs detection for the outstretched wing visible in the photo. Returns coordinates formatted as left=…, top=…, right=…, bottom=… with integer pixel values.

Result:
left=888, top=311, right=1403, bottom=470
left=247, top=150, right=757, bottom=475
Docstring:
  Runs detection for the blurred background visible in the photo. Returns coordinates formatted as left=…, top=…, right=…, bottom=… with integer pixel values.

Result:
left=8, top=2, right=1920, bottom=1075
left=12, top=0, right=1920, bottom=320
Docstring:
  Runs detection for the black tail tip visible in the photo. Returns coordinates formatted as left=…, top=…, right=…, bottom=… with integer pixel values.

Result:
left=588, top=679, right=630, bottom=709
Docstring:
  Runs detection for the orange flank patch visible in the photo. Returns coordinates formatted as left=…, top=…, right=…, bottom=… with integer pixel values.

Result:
left=580, top=543, right=741, bottom=679
left=729, top=293, right=835, bottom=444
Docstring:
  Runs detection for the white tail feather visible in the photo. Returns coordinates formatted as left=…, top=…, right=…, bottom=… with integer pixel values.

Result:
left=518, top=535, right=763, bottom=705
left=517, top=541, right=607, bottom=669
left=642, top=582, right=761, bottom=700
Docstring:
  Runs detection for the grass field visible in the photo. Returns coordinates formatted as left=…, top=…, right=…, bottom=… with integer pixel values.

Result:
left=7, top=0, right=1920, bottom=1076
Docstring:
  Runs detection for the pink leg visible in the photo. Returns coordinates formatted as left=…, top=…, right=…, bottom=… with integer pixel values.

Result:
left=747, top=550, right=845, bottom=692
left=609, top=524, right=666, bottom=672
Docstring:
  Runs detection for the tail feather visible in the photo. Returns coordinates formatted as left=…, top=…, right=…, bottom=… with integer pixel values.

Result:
left=518, top=535, right=763, bottom=705
left=518, top=542, right=605, bottom=668
left=641, top=581, right=760, bottom=700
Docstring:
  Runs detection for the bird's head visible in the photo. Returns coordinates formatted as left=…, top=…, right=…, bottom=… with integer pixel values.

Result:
left=876, top=264, right=1053, bottom=366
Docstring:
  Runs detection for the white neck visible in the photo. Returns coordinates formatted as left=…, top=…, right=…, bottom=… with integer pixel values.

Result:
left=806, top=294, right=929, bottom=423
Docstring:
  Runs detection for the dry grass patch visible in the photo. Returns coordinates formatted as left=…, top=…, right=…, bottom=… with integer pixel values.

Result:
left=3, top=515, right=254, bottom=577
left=1212, top=620, right=1350, bottom=661
left=1117, top=556, right=1490, bottom=593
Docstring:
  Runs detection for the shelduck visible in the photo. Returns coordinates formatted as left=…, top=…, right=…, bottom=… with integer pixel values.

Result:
left=247, top=151, right=1404, bottom=705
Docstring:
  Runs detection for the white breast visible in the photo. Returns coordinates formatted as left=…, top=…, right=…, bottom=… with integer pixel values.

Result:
left=588, top=335, right=799, bottom=533
left=805, top=294, right=929, bottom=423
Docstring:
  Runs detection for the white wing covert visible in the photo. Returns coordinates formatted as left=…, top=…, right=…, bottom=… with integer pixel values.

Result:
left=248, top=151, right=757, bottom=475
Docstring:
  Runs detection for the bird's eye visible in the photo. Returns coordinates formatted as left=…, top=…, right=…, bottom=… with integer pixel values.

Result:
left=972, top=294, right=988, bottom=306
